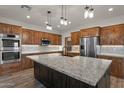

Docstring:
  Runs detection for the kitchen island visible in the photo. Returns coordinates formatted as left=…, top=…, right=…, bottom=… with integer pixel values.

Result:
left=27, top=54, right=112, bottom=88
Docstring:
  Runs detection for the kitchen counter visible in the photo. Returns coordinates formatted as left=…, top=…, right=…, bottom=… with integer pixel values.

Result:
left=27, top=54, right=112, bottom=87
left=97, top=53, right=124, bottom=58
left=67, top=51, right=80, bottom=54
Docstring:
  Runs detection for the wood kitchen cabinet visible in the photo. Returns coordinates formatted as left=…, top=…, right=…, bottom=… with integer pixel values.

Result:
left=80, top=27, right=100, bottom=37
left=71, top=31, right=80, bottom=45
left=20, top=56, right=33, bottom=70
left=53, top=34, right=62, bottom=45
left=22, top=28, right=33, bottom=44
left=97, top=55, right=124, bottom=78
left=11, top=25, right=22, bottom=35
left=0, top=23, right=12, bottom=34
left=0, top=22, right=62, bottom=45
left=0, top=62, right=21, bottom=76
left=100, top=24, right=124, bottom=45
left=0, top=23, right=22, bottom=35
left=32, top=30, right=42, bottom=45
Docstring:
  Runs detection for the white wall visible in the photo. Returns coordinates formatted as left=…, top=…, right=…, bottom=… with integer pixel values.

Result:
left=61, top=15, right=124, bottom=45
left=0, top=16, right=61, bottom=34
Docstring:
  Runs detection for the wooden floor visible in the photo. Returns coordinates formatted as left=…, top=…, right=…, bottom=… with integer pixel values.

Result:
left=0, top=68, right=44, bottom=88
left=0, top=68, right=123, bottom=88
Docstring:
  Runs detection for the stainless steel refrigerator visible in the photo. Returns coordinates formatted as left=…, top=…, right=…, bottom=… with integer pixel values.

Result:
left=80, top=36, right=99, bottom=57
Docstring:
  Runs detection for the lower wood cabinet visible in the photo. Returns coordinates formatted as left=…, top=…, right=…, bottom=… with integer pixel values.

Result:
left=0, top=55, right=33, bottom=76
left=0, top=62, right=21, bottom=75
left=97, top=55, right=124, bottom=78
left=20, top=56, right=34, bottom=70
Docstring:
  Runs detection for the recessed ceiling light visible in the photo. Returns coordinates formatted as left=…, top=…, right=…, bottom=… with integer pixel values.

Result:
left=108, top=8, right=113, bottom=12
left=68, top=22, right=71, bottom=24
left=26, top=15, right=30, bottom=19
left=57, top=25, right=60, bottom=28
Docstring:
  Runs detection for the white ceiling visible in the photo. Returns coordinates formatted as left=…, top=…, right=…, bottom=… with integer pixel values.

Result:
left=0, top=5, right=124, bottom=32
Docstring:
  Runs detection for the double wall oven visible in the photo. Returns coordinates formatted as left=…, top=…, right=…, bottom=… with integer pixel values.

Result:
left=0, top=34, right=21, bottom=64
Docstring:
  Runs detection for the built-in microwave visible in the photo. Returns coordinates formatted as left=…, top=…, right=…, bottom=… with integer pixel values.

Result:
left=0, top=34, right=21, bottom=51
left=41, top=39, right=51, bottom=46
left=0, top=50, right=21, bottom=64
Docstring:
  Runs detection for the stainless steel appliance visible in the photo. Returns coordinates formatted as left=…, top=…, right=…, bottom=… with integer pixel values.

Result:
left=80, top=36, right=99, bottom=57
left=0, top=50, right=21, bottom=64
left=0, top=34, right=21, bottom=64
left=0, top=34, right=21, bottom=51
left=41, top=39, right=51, bottom=46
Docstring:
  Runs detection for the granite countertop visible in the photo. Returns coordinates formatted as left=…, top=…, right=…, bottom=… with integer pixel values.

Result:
left=27, top=54, right=112, bottom=86
left=97, top=53, right=124, bottom=58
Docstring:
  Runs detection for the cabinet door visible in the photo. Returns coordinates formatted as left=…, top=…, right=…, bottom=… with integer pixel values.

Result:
left=100, top=26, right=114, bottom=45
left=98, top=55, right=124, bottom=78
left=114, top=24, right=124, bottom=45
left=100, top=24, right=124, bottom=45
left=0, top=62, right=21, bottom=75
left=111, top=57, right=124, bottom=78
left=58, top=35, right=62, bottom=45
left=22, top=29, right=33, bottom=44
left=31, top=30, right=41, bottom=45
left=11, top=25, right=22, bottom=35
left=71, top=31, right=80, bottom=45
left=39, top=64, right=49, bottom=86
left=20, top=56, right=33, bottom=70
left=34, top=62, right=40, bottom=80
left=80, top=27, right=100, bottom=37
left=0, top=23, right=12, bottom=34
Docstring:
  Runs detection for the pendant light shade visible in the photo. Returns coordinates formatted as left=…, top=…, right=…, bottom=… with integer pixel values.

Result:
left=89, top=8, right=94, bottom=18
left=60, top=17, right=64, bottom=25
left=46, top=11, right=52, bottom=30
left=64, top=19, right=68, bottom=26
left=60, top=5, right=70, bottom=26
left=84, top=6, right=89, bottom=19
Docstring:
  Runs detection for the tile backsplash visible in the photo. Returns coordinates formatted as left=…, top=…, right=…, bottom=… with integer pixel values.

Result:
left=97, top=45, right=124, bottom=55
left=71, top=45, right=80, bottom=52
left=22, top=45, right=63, bottom=52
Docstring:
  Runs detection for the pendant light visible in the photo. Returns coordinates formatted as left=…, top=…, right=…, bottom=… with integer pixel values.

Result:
left=46, top=11, right=52, bottom=30
left=64, top=6, right=68, bottom=26
left=60, top=5, right=70, bottom=26
left=60, top=5, right=64, bottom=25
left=84, top=5, right=94, bottom=19
left=84, top=6, right=89, bottom=19
left=89, top=6, right=94, bottom=18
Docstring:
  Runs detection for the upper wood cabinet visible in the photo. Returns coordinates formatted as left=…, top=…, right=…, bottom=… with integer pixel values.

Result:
left=11, top=25, right=22, bottom=36
left=71, top=31, right=80, bottom=45
left=80, top=27, right=100, bottom=37
left=0, top=23, right=22, bottom=35
left=52, top=34, right=62, bottom=45
left=100, top=24, right=124, bottom=45
left=22, top=28, right=33, bottom=44
left=32, top=31, right=42, bottom=45
left=0, top=22, right=62, bottom=45
left=0, top=23, right=12, bottom=34
left=22, top=28, right=62, bottom=45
